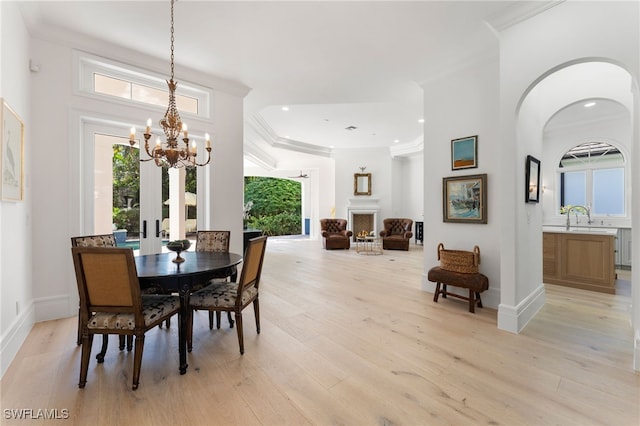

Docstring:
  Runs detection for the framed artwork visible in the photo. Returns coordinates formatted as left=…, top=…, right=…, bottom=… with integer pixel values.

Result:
left=451, top=135, right=477, bottom=170
left=1, top=99, right=24, bottom=201
left=525, top=155, right=541, bottom=203
left=443, top=173, right=487, bottom=224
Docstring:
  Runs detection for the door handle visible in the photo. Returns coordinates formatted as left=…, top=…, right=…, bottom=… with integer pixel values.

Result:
left=156, top=219, right=160, bottom=238
left=142, top=220, right=147, bottom=239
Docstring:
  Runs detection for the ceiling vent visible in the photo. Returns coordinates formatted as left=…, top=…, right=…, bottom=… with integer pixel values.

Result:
left=345, top=126, right=357, bottom=131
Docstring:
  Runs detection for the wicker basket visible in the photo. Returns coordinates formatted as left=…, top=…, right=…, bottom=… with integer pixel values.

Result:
left=437, top=243, right=480, bottom=274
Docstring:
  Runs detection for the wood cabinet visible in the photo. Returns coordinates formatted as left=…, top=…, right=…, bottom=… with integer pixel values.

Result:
left=543, top=231, right=616, bottom=294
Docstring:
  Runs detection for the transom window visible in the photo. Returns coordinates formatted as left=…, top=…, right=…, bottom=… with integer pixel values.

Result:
left=558, top=142, right=625, bottom=216
left=75, top=51, right=210, bottom=118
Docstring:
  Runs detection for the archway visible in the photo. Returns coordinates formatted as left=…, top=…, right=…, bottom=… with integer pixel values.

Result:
left=515, top=59, right=639, bottom=370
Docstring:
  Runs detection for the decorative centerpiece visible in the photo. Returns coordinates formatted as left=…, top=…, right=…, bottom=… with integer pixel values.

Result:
left=357, top=230, right=369, bottom=238
left=166, top=239, right=191, bottom=263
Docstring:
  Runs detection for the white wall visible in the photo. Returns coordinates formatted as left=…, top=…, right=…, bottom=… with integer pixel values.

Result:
left=0, top=1, right=33, bottom=377
left=498, top=1, right=639, bottom=338
left=422, top=55, right=502, bottom=310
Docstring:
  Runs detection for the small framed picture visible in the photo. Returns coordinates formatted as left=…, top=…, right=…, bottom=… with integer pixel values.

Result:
left=451, top=135, right=477, bottom=170
left=525, top=155, right=541, bottom=203
left=443, top=173, right=487, bottom=224
left=1, top=99, right=24, bottom=202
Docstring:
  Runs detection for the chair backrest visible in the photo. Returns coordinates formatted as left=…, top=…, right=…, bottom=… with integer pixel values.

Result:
left=236, top=236, right=268, bottom=302
left=320, top=219, right=347, bottom=233
left=196, top=230, right=230, bottom=253
left=383, top=218, right=413, bottom=235
left=71, top=247, right=143, bottom=322
left=71, top=234, right=116, bottom=248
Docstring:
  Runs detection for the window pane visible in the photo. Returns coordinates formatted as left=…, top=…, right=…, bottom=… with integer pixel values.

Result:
left=132, top=83, right=199, bottom=114
left=94, top=74, right=131, bottom=99
left=132, top=84, right=169, bottom=108
left=593, top=168, right=624, bottom=215
left=563, top=171, right=586, bottom=206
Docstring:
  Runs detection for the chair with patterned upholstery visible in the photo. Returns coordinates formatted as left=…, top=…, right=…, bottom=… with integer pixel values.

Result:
left=188, top=236, right=267, bottom=355
left=320, top=218, right=353, bottom=250
left=195, top=230, right=237, bottom=329
left=71, top=234, right=131, bottom=360
left=379, top=218, right=414, bottom=251
left=71, top=246, right=180, bottom=390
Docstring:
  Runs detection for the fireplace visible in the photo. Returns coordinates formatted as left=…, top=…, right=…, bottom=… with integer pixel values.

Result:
left=352, top=214, right=374, bottom=238
left=347, top=198, right=379, bottom=240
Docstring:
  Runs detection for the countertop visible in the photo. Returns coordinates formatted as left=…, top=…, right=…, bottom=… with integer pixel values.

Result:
left=542, top=226, right=618, bottom=236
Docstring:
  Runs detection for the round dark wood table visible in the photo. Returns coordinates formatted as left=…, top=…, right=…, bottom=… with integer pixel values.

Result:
left=135, top=251, right=243, bottom=374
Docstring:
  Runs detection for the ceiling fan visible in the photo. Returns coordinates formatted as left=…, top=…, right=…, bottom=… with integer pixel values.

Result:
left=288, top=170, right=309, bottom=179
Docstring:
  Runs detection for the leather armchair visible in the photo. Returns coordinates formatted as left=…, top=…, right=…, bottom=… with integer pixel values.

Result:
left=380, top=218, right=413, bottom=250
left=320, top=219, right=353, bottom=250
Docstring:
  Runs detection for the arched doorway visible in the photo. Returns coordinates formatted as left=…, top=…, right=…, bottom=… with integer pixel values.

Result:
left=515, top=60, right=639, bottom=370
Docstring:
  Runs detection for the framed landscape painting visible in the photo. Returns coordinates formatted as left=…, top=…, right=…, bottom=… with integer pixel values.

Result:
left=1, top=99, right=24, bottom=201
left=451, top=135, right=477, bottom=170
left=443, top=173, right=487, bottom=224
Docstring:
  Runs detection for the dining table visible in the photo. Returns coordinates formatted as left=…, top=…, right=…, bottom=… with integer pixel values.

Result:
left=135, top=251, right=243, bottom=374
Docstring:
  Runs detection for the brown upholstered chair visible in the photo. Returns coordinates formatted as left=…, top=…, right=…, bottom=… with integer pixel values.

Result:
left=71, top=247, right=180, bottom=390
left=188, top=236, right=268, bottom=355
left=71, top=234, right=132, bottom=359
left=320, top=218, right=353, bottom=250
left=195, top=230, right=237, bottom=329
left=379, top=218, right=413, bottom=251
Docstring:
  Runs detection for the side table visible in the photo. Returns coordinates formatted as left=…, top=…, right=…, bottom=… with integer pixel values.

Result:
left=356, top=236, right=382, bottom=255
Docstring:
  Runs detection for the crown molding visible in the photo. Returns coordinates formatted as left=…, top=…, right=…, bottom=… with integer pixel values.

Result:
left=484, top=1, right=565, bottom=33
left=247, top=114, right=333, bottom=158
left=390, top=136, right=424, bottom=159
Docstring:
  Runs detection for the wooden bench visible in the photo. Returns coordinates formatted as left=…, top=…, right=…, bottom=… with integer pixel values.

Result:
left=427, top=266, right=489, bottom=313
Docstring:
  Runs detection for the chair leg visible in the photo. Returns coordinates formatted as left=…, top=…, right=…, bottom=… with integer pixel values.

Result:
left=235, top=312, right=244, bottom=355
left=253, top=299, right=260, bottom=334
left=76, top=308, right=82, bottom=345
left=433, top=282, right=441, bottom=302
left=127, top=335, right=133, bottom=351
left=227, top=312, right=234, bottom=328
left=96, top=334, right=109, bottom=363
left=131, top=334, right=145, bottom=391
left=119, top=335, right=125, bottom=350
left=79, top=334, right=93, bottom=388
left=209, top=311, right=215, bottom=330
left=216, top=311, right=222, bottom=329
left=187, top=309, right=194, bottom=353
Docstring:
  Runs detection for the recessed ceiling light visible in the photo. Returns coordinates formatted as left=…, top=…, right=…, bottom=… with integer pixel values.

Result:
left=584, top=102, right=596, bottom=108
left=394, top=139, right=400, bottom=144
left=418, top=118, right=425, bottom=123
left=281, top=106, right=289, bottom=111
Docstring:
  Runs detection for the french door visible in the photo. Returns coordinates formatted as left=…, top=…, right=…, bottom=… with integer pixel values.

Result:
left=83, top=122, right=163, bottom=255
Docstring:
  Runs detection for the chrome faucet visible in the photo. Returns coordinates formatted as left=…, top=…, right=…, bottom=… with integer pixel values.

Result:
left=565, top=205, right=591, bottom=230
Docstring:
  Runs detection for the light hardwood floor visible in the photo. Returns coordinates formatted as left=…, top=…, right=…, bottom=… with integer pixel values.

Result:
left=1, top=238, right=638, bottom=425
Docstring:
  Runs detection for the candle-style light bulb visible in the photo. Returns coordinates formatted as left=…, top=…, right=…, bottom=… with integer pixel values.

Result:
left=155, top=137, right=161, bottom=148
left=191, top=140, right=197, bottom=153
left=146, top=118, right=152, bottom=134
left=182, top=123, right=188, bottom=138
left=205, top=133, right=211, bottom=149
left=129, top=127, right=135, bottom=141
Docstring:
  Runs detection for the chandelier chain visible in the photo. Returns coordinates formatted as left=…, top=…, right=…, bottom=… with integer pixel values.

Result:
left=170, top=0, right=175, bottom=81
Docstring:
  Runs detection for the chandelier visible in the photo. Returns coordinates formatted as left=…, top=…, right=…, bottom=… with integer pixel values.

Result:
left=129, top=0, right=211, bottom=168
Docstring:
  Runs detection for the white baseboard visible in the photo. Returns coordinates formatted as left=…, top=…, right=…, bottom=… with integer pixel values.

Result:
left=0, top=302, right=35, bottom=379
left=498, top=284, right=546, bottom=334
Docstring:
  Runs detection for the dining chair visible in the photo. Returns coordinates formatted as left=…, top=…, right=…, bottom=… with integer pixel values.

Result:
left=195, top=230, right=237, bottom=329
left=71, top=246, right=181, bottom=390
left=71, top=234, right=132, bottom=361
left=188, top=235, right=267, bottom=355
